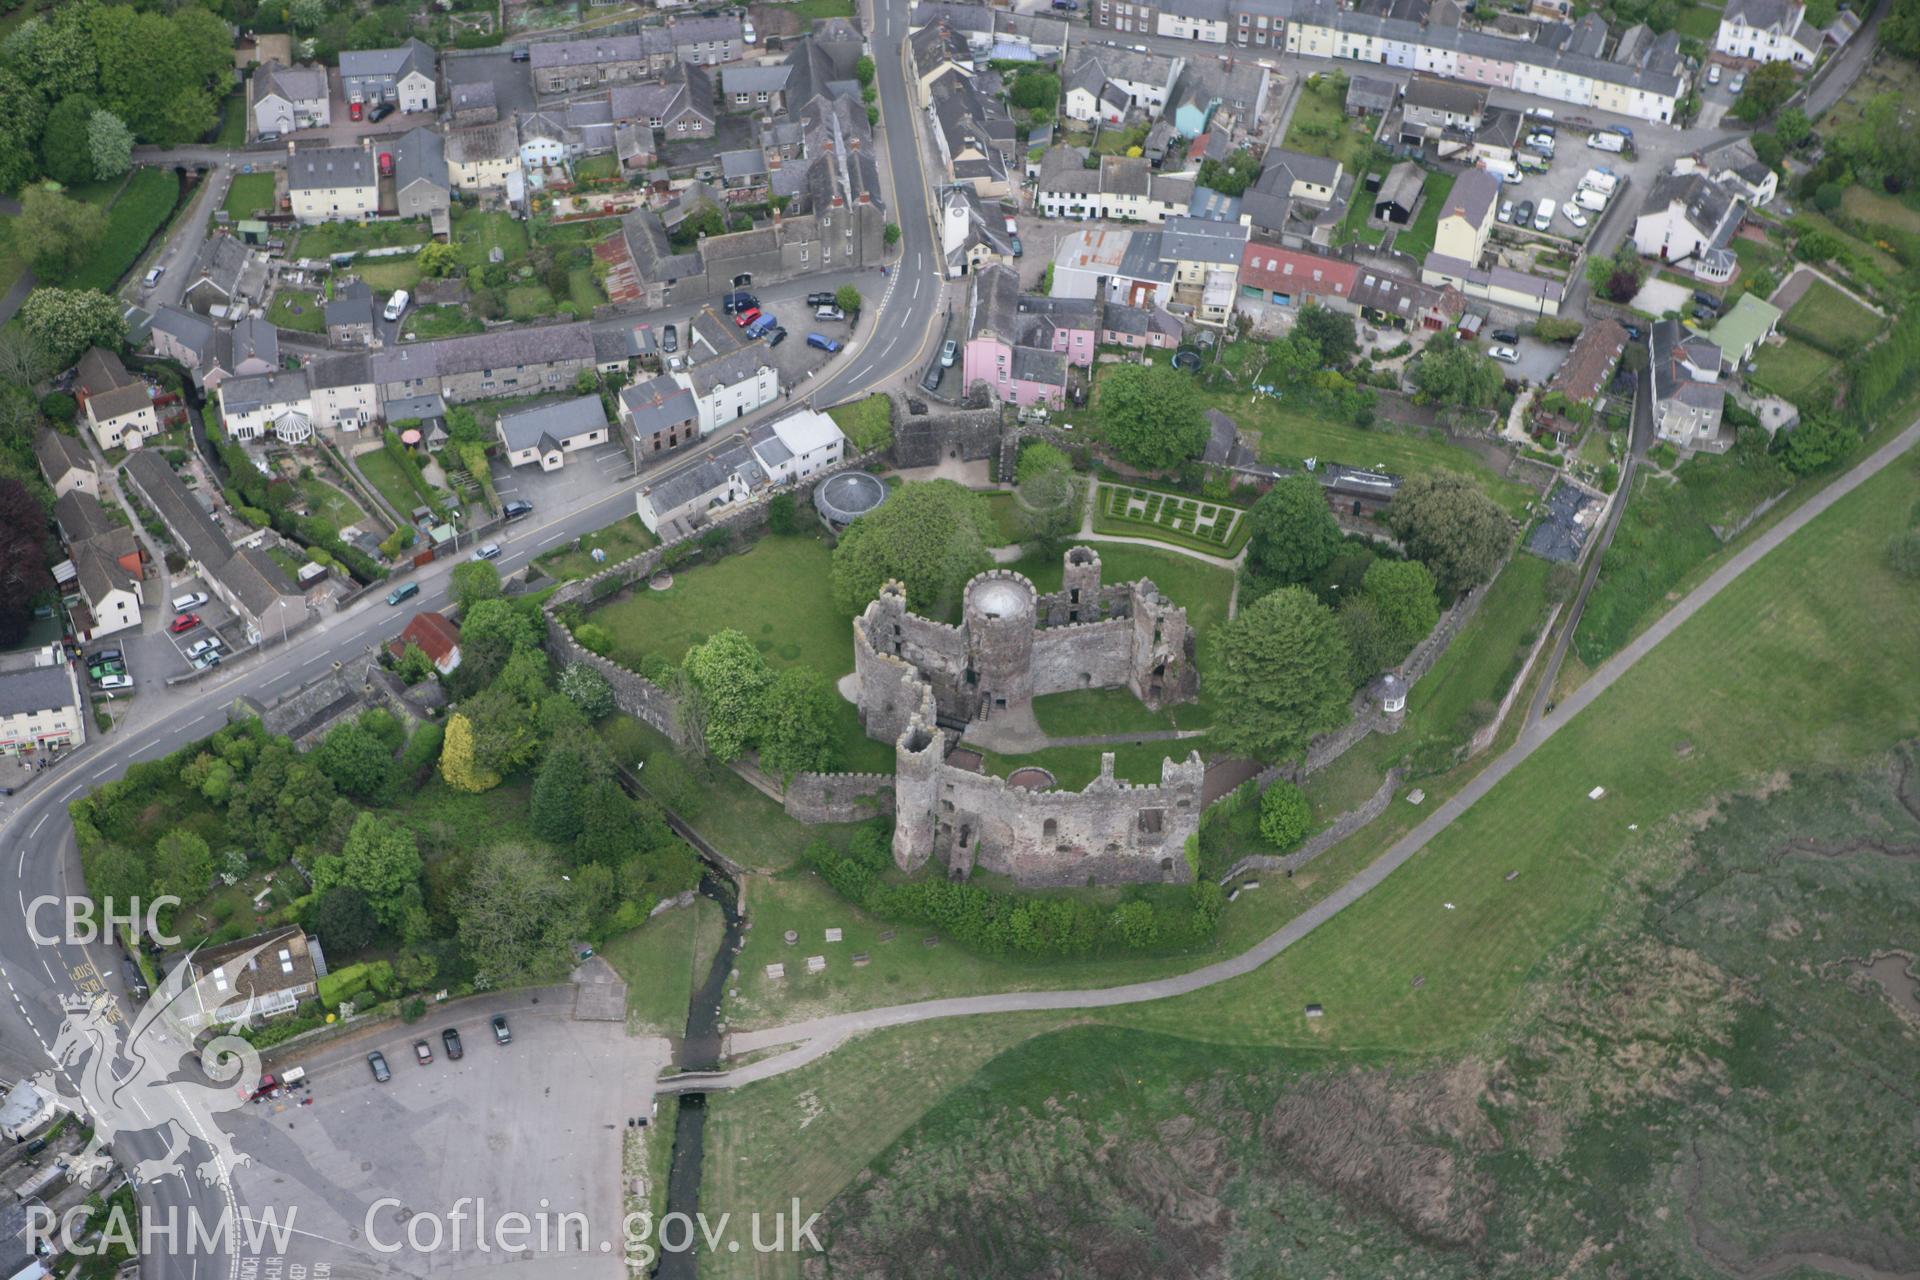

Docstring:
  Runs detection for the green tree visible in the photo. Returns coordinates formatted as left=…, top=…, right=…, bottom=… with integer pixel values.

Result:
left=884, top=223, right=901, bottom=247
left=288, top=0, right=328, bottom=29
left=1888, top=0, right=1920, bottom=58
left=1773, top=106, right=1810, bottom=148
left=835, top=284, right=863, bottom=314
left=830, top=478, right=995, bottom=614
left=1779, top=414, right=1855, bottom=474
left=1385, top=473, right=1510, bottom=595
left=151, top=829, right=213, bottom=902
left=19, top=288, right=124, bottom=366
left=1410, top=339, right=1505, bottom=409
left=1752, top=131, right=1785, bottom=169
left=1294, top=304, right=1358, bottom=367
left=530, top=742, right=606, bottom=843
left=394, top=641, right=435, bottom=684
left=440, top=713, right=500, bottom=792
left=558, top=662, right=615, bottom=719
left=1016, top=441, right=1073, bottom=484
left=1009, top=68, right=1059, bottom=110
left=1732, top=61, right=1798, bottom=121
left=1206, top=587, right=1353, bottom=760
left=3, top=12, right=99, bottom=106
left=15, top=186, right=108, bottom=277
left=416, top=240, right=459, bottom=277
left=457, top=597, right=539, bottom=689
left=39, top=96, right=99, bottom=185
left=450, top=560, right=502, bottom=612
left=1361, top=558, right=1439, bottom=658
left=683, top=629, right=773, bottom=762
left=766, top=491, right=800, bottom=533
left=1097, top=364, right=1207, bottom=471
left=0, top=72, right=45, bottom=192
left=855, top=55, right=875, bottom=86
left=86, top=110, right=132, bottom=181
left=1886, top=528, right=1920, bottom=577
left=758, top=666, right=837, bottom=780
left=313, top=720, right=396, bottom=802
left=312, top=813, right=426, bottom=938
left=1014, top=452, right=1078, bottom=550
left=308, top=885, right=379, bottom=953
left=1247, top=475, right=1342, bottom=584
left=457, top=843, right=587, bottom=985
left=1194, top=148, right=1261, bottom=196
left=1258, top=780, right=1312, bottom=849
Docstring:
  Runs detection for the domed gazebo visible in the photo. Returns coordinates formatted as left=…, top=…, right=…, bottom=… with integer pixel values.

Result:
left=815, top=470, right=889, bottom=533
left=1370, top=672, right=1408, bottom=718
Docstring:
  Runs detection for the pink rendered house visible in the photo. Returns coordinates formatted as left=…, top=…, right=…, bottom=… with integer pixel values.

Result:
left=960, top=264, right=1076, bottom=408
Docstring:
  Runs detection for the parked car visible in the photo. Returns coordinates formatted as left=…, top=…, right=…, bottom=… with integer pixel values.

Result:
left=1707, top=63, right=1722, bottom=84
left=186, top=638, right=220, bottom=658
left=745, top=313, right=778, bottom=339
left=940, top=339, right=958, bottom=367
left=170, top=613, right=201, bottom=634
left=368, top=1051, right=391, bottom=1082
left=806, top=292, right=835, bottom=307
left=88, top=663, right=124, bottom=681
left=1497, top=200, right=1514, bottom=223
left=1692, top=305, right=1715, bottom=323
left=387, top=582, right=420, bottom=606
left=662, top=324, right=677, bottom=353
left=807, top=333, right=841, bottom=353
left=413, top=1039, right=433, bottom=1066
left=1010, top=235, right=1023, bottom=257
left=142, top=267, right=164, bottom=287
left=441, top=1028, right=464, bottom=1060
left=1693, top=291, right=1721, bottom=311
left=767, top=327, right=787, bottom=347
left=721, top=291, right=757, bottom=314
left=1514, top=200, right=1535, bottom=226
left=172, top=591, right=209, bottom=612
left=1563, top=204, right=1589, bottom=229
left=734, top=307, right=762, bottom=327
left=384, top=290, right=410, bottom=323
left=1490, top=345, right=1521, bottom=364
left=99, top=673, right=132, bottom=691
left=491, top=1014, right=512, bottom=1044
left=1491, top=329, right=1520, bottom=345
left=191, top=652, right=220, bottom=671
left=1729, top=71, right=1746, bottom=94
left=510, top=46, right=530, bottom=61
left=368, top=101, right=393, bottom=123
left=256, top=132, right=279, bottom=144
left=472, top=542, right=502, bottom=561
left=503, top=500, right=534, bottom=521
left=91, top=648, right=122, bottom=664
left=1533, top=198, right=1556, bottom=231
left=813, top=305, right=845, bottom=321
left=1622, top=323, right=1644, bottom=341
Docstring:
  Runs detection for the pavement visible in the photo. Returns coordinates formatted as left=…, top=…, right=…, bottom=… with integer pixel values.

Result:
left=665, top=410, right=1920, bottom=1094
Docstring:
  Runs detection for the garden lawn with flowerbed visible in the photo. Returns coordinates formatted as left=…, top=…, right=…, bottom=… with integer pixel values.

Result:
left=1092, top=482, right=1249, bottom=557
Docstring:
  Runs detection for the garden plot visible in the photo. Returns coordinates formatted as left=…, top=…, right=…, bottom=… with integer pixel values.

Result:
left=1096, top=483, right=1248, bottom=556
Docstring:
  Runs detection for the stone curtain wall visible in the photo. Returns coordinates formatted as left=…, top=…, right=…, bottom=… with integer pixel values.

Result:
left=997, top=423, right=1079, bottom=483
left=1218, top=767, right=1403, bottom=885
left=781, top=771, right=896, bottom=822
left=891, top=403, right=1004, bottom=470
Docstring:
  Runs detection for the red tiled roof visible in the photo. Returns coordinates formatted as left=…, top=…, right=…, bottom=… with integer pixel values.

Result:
left=387, top=610, right=460, bottom=664
left=1238, top=242, right=1359, bottom=299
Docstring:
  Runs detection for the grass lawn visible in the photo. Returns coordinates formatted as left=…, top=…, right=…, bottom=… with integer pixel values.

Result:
left=296, top=478, right=366, bottom=530
left=600, top=896, right=722, bottom=1036
left=829, top=394, right=892, bottom=452
left=1030, top=684, right=1212, bottom=737
left=1674, top=2, right=1722, bottom=37
left=1106, top=439, right=1920, bottom=1051
left=66, top=167, right=180, bottom=292
left=1092, top=481, right=1249, bottom=557
left=1749, top=336, right=1840, bottom=404
left=573, top=154, right=618, bottom=183
left=1778, top=278, right=1884, bottom=356
left=356, top=446, right=444, bottom=517
left=1839, top=182, right=1920, bottom=235
left=506, top=283, right=559, bottom=320
left=452, top=207, right=531, bottom=267
left=355, top=258, right=423, bottom=292
left=1393, top=169, right=1454, bottom=262
left=534, top=513, right=656, bottom=580
left=294, top=219, right=430, bottom=257
left=265, top=288, right=326, bottom=333
left=1405, top=552, right=1551, bottom=743
left=215, top=92, right=248, bottom=148
left=979, top=489, right=1026, bottom=546
left=222, top=172, right=276, bottom=222
left=1217, top=389, right=1534, bottom=517
left=401, top=304, right=483, bottom=340
left=566, top=264, right=603, bottom=313
left=1283, top=74, right=1379, bottom=173
left=775, top=0, right=855, bottom=16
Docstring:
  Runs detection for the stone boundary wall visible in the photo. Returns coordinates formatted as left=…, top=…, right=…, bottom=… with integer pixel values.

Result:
left=782, top=771, right=896, bottom=822
left=998, top=423, right=1079, bottom=483
left=1468, top=601, right=1561, bottom=758
left=1217, top=767, right=1402, bottom=884
left=891, top=402, right=1003, bottom=470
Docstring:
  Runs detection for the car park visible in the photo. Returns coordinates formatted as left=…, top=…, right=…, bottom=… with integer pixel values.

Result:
left=368, top=1051, right=391, bottom=1082
left=1563, top=204, right=1588, bottom=229
left=813, top=305, right=845, bottom=321
left=170, top=613, right=201, bottom=633
left=1514, top=200, right=1535, bottom=227
left=387, top=582, right=420, bottom=606
left=413, top=1039, right=433, bottom=1066
left=186, top=637, right=221, bottom=659
left=442, top=1028, right=464, bottom=1060
left=807, top=333, right=841, bottom=352
left=491, top=1014, right=512, bottom=1044
left=472, top=542, right=502, bottom=561
left=88, top=665, right=124, bottom=683
left=172, top=591, right=209, bottom=612
left=100, top=674, right=132, bottom=691
left=1497, top=200, right=1514, bottom=223
left=92, top=648, right=122, bottom=663
left=191, top=652, right=220, bottom=671
left=1490, top=345, right=1521, bottom=364
left=503, top=500, right=534, bottom=521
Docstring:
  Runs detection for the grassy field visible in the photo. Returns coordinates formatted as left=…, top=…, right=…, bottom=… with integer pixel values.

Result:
left=1840, top=182, right=1920, bottom=234
left=1394, top=168, right=1454, bottom=262
left=1747, top=335, right=1840, bottom=405
left=67, top=167, right=180, bottom=292
left=534, top=513, right=656, bottom=580
left=1404, top=551, right=1552, bottom=743
left=355, top=258, right=423, bottom=293
left=600, top=895, right=722, bottom=1036
left=1215, top=389, right=1534, bottom=517
left=356, top=446, right=444, bottom=517
left=296, top=478, right=366, bottom=530
left=1108, top=439, right=1920, bottom=1049
left=401, top=304, right=483, bottom=340
left=265, top=287, right=326, bottom=333
left=294, top=219, right=430, bottom=257
left=1674, top=1, right=1722, bottom=37
left=1778, top=278, right=1884, bottom=355
left=828, top=394, right=892, bottom=452
left=1092, top=482, right=1249, bottom=557
left=222, top=172, right=276, bottom=222
left=452, top=207, right=530, bottom=268
left=214, top=92, right=248, bottom=148
left=1283, top=73, right=1379, bottom=173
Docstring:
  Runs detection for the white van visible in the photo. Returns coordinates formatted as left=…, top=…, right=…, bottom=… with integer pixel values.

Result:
left=171, top=591, right=209, bottom=612
left=1533, top=198, right=1556, bottom=231
left=1482, top=158, right=1520, bottom=184
left=383, top=290, right=410, bottom=322
left=1575, top=187, right=1608, bottom=213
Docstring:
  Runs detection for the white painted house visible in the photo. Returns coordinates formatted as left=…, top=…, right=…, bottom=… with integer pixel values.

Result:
left=671, top=346, right=779, bottom=437
left=1715, top=0, right=1819, bottom=64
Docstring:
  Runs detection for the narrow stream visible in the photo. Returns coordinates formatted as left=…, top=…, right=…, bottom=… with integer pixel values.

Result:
left=653, top=871, right=743, bottom=1280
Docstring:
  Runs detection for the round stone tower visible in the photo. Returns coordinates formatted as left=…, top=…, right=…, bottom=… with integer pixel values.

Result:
left=1061, top=546, right=1102, bottom=611
left=963, top=570, right=1037, bottom=718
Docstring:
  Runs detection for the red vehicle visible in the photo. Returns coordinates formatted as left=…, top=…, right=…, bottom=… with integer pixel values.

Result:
left=349, top=100, right=363, bottom=121
left=734, top=307, right=761, bottom=327
left=378, top=152, right=394, bottom=177
left=169, top=613, right=201, bottom=634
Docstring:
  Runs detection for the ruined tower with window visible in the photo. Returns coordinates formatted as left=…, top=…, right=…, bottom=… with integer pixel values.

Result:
left=853, top=547, right=1204, bottom=886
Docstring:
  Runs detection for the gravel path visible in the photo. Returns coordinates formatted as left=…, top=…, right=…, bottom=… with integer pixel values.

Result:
left=661, top=415, right=1920, bottom=1095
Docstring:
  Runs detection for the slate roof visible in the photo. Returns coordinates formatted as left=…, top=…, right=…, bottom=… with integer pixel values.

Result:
left=223, top=546, right=301, bottom=617
left=309, top=353, right=371, bottom=390
left=450, top=81, right=496, bottom=116
left=1375, top=161, right=1424, bottom=213
left=369, top=324, right=596, bottom=384
left=392, top=127, right=448, bottom=193
left=529, top=33, right=669, bottom=71
left=0, top=666, right=77, bottom=718
left=1346, top=74, right=1398, bottom=113
left=221, top=368, right=309, bottom=415
left=53, top=490, right=116, bottom=545
left=252, top=61, right=328, bottom=106
left=620, top=374, right=699, bottom=435
left=1159, top=214, right=1248, bottom=265
left=124, top=450, right=229, bottom=572
left=190, top=235, right=254, bottom=299
left=325, top=281, right=376, bottom=330
left=150, top=305, right=215, bottom=357
left=1404, top=72, right=1488, bottom=118
left=1641, top=170, right=1740, bottom=238
left=683, top=346, right=769, bottom=395
left=1010, top=346, right=1066, bottom=387
left=449, top=122, right=518, bottom=164
left=34, top=429, right=91, bottom=482
left=1446, top=166, right=1500, bottom=229
left=721, top=64, right=793, bottom=94
left=1066, top=46, right=1179, bottom=95
left=338, top=40, right=436, bottom=86
left=88, top=380, right=152, bottom=424
left=287, top=146, right=376, bottom=191
left=498, top=395, right=607, bottom=452
left=1261, top=146, right=1342, bottom=190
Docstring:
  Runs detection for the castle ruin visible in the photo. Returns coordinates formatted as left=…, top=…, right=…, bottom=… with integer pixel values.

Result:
left=854, top=547, right=1205, bottom=887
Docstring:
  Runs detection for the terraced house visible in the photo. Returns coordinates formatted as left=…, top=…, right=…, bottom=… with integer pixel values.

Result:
left=286, top=141, right=379, bottom=222
left=340, top=40, right=438, bottom=113
left=369, top=325, right=598, bottom=405
left=528, top=33, right=677, bottom=93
